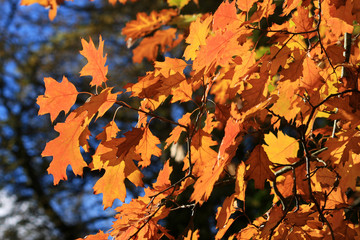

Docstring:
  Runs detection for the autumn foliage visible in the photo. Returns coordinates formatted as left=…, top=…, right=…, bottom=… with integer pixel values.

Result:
left=24, top=0, right=360, bottom=239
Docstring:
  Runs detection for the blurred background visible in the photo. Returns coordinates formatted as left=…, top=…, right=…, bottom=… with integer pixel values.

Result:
left=0, top=0, right=273, bottom=239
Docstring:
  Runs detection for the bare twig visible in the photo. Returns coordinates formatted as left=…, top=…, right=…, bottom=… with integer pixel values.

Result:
left=117, top=100, right=188, bottom=129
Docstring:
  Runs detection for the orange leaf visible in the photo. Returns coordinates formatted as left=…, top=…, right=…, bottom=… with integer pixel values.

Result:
left=258, top=0, right=276, bottom=19
left=190, top=159, right=224, bottom=204
left=235, top=161, right=246, bottom=201
left=80, top=36, right=108, bottom=87
left=132, top=28, right=181, bottom=63
left=76, top=88, right=118, bottom=121
left=154, top=57, right=187, bottom=78
left=194, top=28, right=249, bottom=73
left=301, top=57, right=324, bottom=90
left=20, top=0, right=64, bottom=20
left=323, top=0, right=355, bottom=38
left=152, top=160, right=173, bottom=193
left=292, top=7, right=316, bottom=38
left=282, top=0, right=302, bottom=16
left=245, top=145, right=275, bottom=189
left=93, top=128, right=146, bottom=207
left=91, top=121, right=120, bottom=170
left=218, top=117, right=241, bottom=161
left=184, top=229, right=199, bottom=240
left=233, top=224, right=260, bottom=239
left=135, top=126, right=162, bottom=168
left=213, top=0, right=238, bottom=30
left=93, top=151, right=143, bottom=208
left=276, top=162, right=310, bottom=199
left=42, top=111, right=88, bottom=184
left=122, top=9, right=177, bottom=42
left=111, top=188, right=171, bottom=239
left=269, top=45, right=292, bottom=74
left=165, top=112, right=191, bottom=148
left=216, top=162, right=246, bottom=239
left=171, top=80, right=193, bottom=103
left=280, top=49, right=305, bottom=82
left=187, top=129, right=218, bottom=176
left=76, top=230, right=109, bottom=240
left=183, top=16, right=212, bottom=61
left=37, top=76, right=78, bottom=122
left=237, top=0, right=257, bottom=12
left=325, top=188, right=347, bottom=209
left=189, top=129, right=219, bottom=204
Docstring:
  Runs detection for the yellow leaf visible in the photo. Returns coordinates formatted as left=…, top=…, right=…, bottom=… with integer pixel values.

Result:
left=263, top=131, right=299, bottom=165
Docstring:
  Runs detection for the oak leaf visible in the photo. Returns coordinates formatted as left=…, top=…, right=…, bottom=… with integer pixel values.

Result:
left=122, top=9, right=177, bottom=42
left=20, top=0, right=64, bottom=20
left=111, top=188, right=172, bottom=239
left=42, top=111, right=88, bottom=184
left=80, top=36, right=108, bottom=87
left=152, top=160, right=172, bottom=192
left=189, top=129, right=219, bottom=204
left=216, top=162, right=246, bottom=239
left=74, top=88, right=118, bottom=121
left=245, top=145, right=275, bottom=189
left=154, top=57, right=187, bottom=78
left=258, top=0, right=276, bottom=19
left=301, top=57, right=324, bottom=90
left=37, top=76, right=78, bottom=122
left=218, top=118, right=241, bottom=161
left=132, top=28, right=181, bottom=63
left=91, top=121, right=120, bottom=170
left=76, top=230, right=109, bottom=240
left=165, top=112, right=191, bottom=148
left=171, top=80, right=193, bottom=103
left=183, top=16, right=212, bottom=61
left=194, top=28, right=246, bottom=73
left=184, top=229, right=199, bottom=240
left=93, top=151, right=143, bottom=208
left=323, top=0, right=355, bottom=38
left=135, top=126, right=162, bottom=168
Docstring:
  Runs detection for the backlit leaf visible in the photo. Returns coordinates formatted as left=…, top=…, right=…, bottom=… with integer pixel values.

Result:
left=80, top=36, right=108, bottom=87
left=263, top=131, right=299, bottom=165
left=42, top=111, right=88, bottom=184
left=183, top=16, right=212, bottom=61
left=167, top=0, right=190, bottom=9
left=245, top=145, right=275, bottom=189
left=122, top=9, right=177, bottom=42
left=37, top=76, right=78, bottom=122
left=135, top=126, right=162, bottom=168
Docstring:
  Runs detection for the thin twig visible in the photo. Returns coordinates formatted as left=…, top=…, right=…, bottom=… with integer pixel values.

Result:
left=301, top=141, right=335, bottom=240
left=117, top=100, right=188, bottom=129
